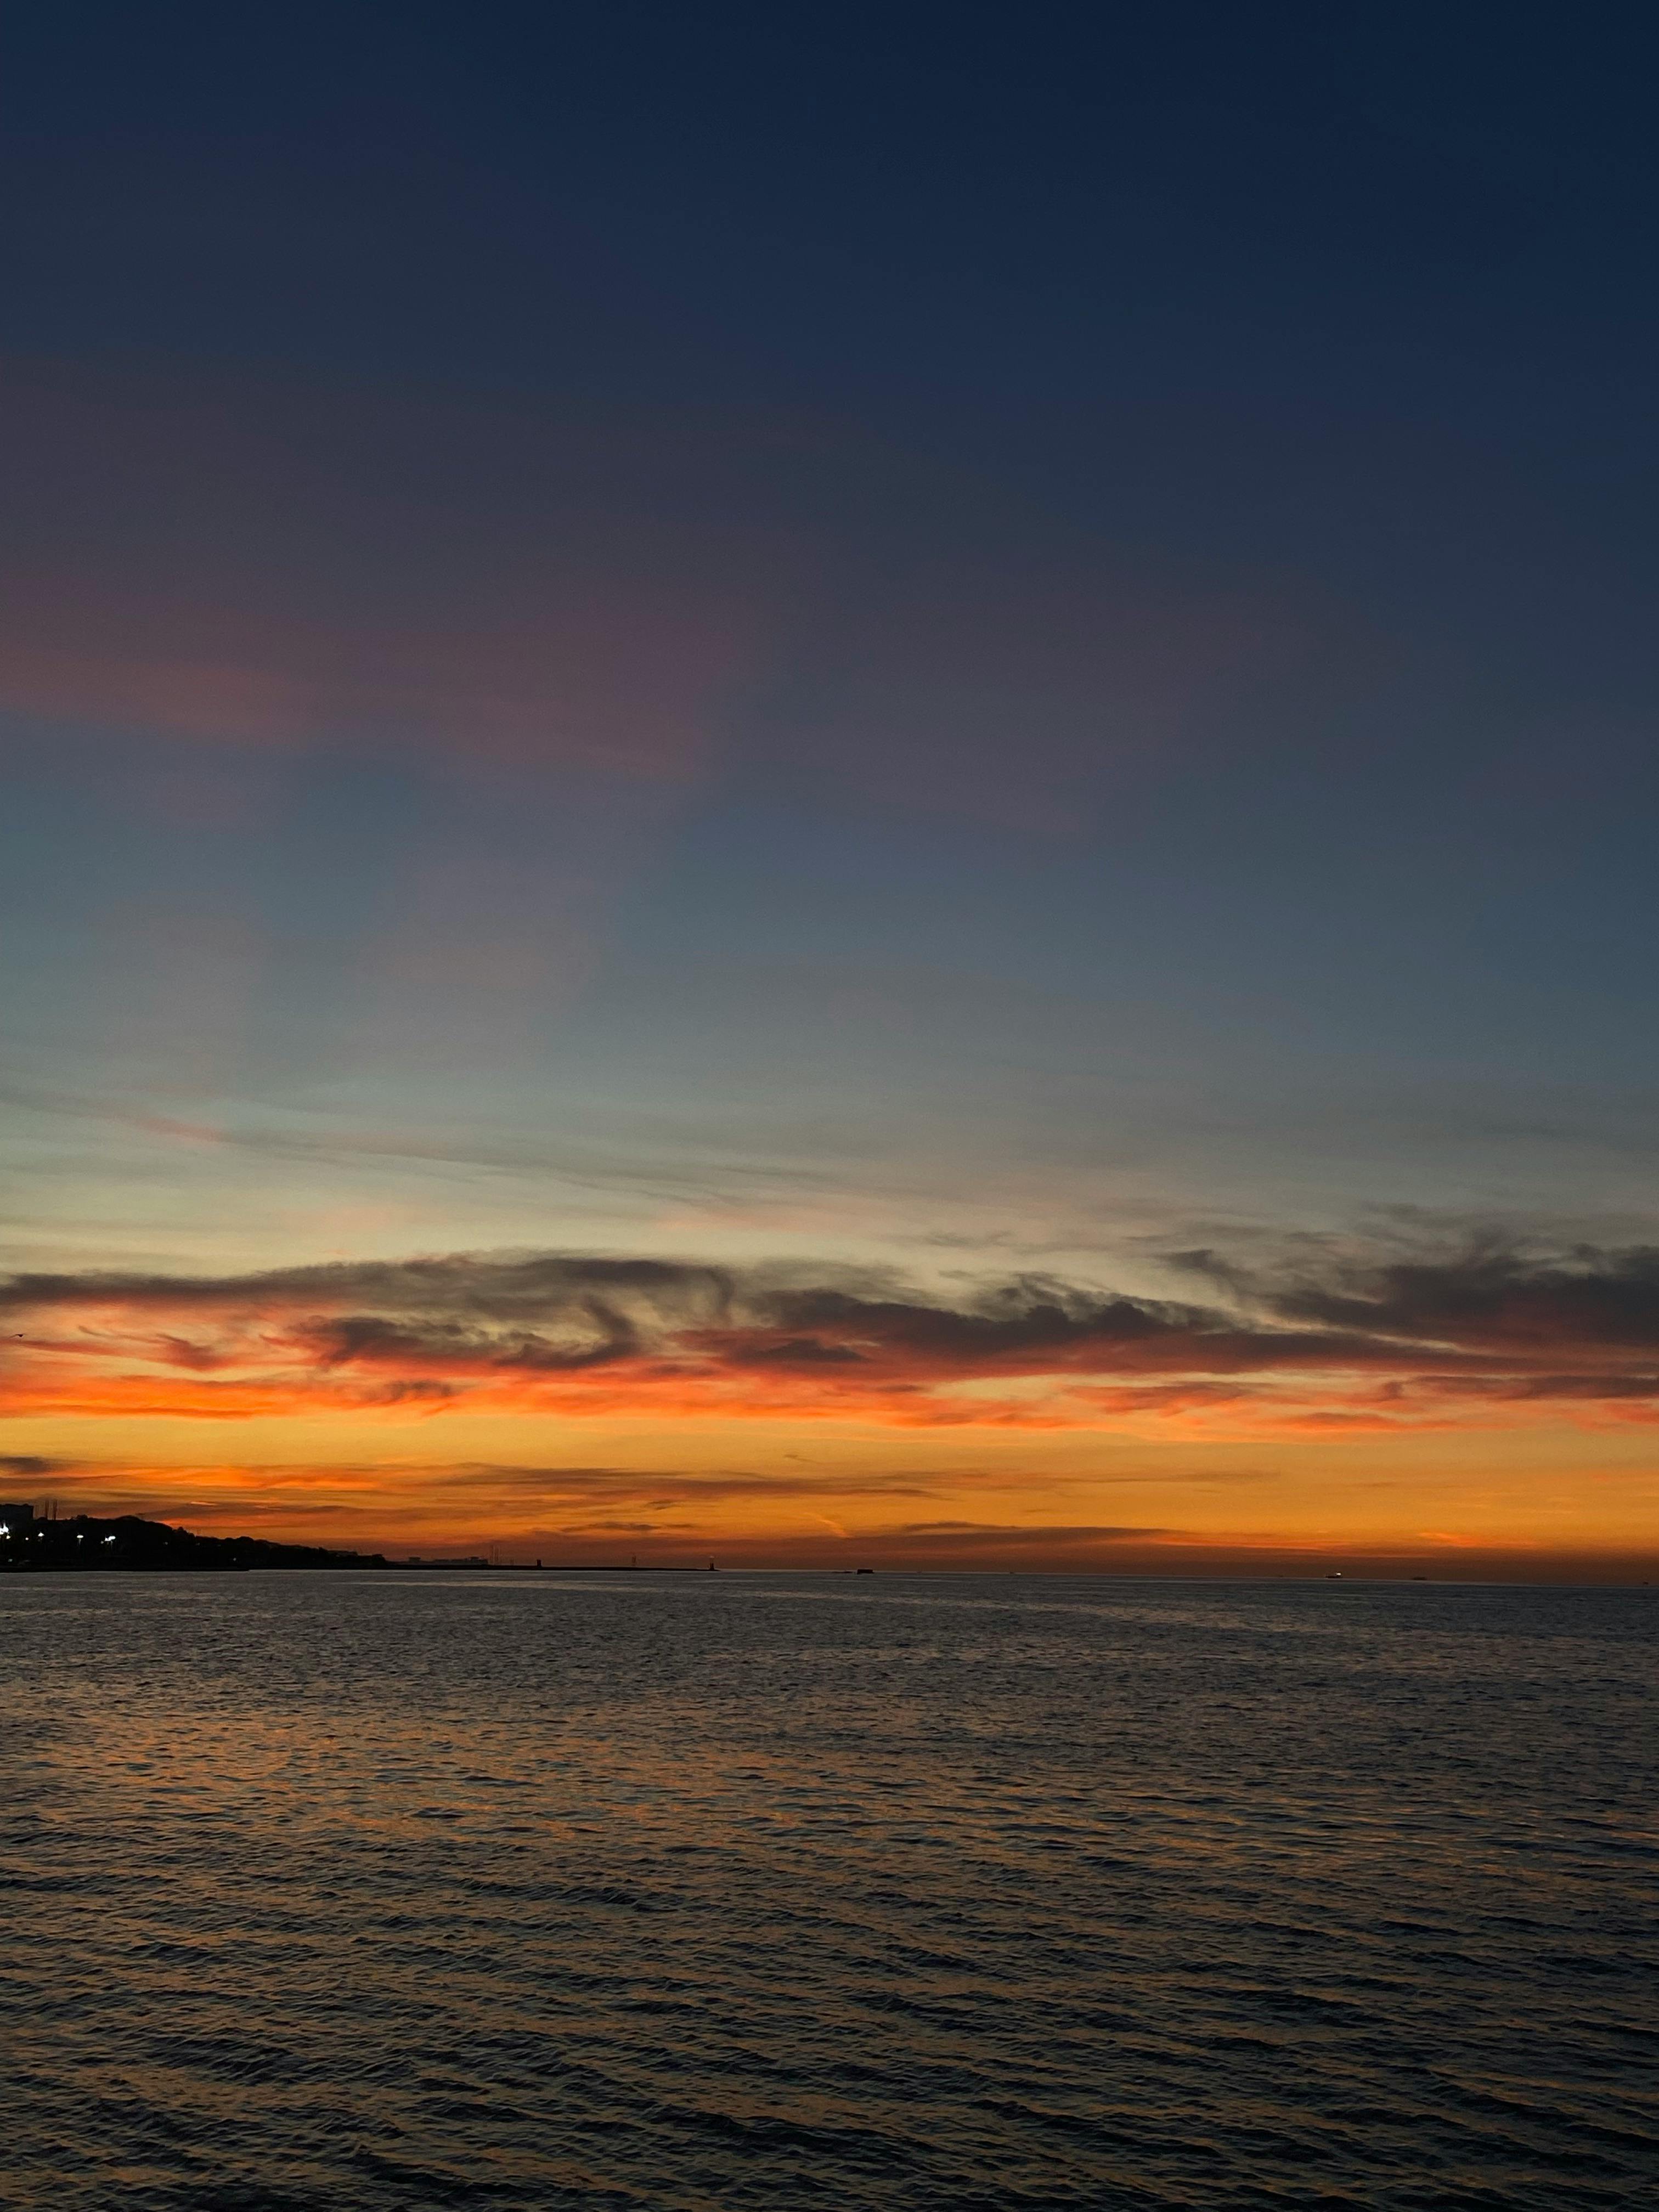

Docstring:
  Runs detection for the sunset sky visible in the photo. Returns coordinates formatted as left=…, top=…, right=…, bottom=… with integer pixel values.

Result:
left=4, top=5, right=1658, bottom=1572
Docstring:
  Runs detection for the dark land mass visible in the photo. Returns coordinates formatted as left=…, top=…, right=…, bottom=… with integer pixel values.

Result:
left=1, top=1513, right=388, bottom=1572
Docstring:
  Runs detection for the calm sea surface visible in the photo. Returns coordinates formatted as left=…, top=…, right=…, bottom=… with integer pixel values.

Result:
left=2, top=1572, right=1654, bottom=2209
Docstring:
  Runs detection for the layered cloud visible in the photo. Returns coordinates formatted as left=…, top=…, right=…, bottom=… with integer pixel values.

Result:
left=5, top=1241, right=1657, bottom=1435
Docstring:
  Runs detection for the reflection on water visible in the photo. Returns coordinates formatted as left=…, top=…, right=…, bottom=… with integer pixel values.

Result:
left=3, top=1572, right=1654, bottom=2209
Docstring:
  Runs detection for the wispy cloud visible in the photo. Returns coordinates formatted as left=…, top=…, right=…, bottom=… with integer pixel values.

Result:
left=4, top=1239, right=1656, bottom=1434
left=0, top=360, right=1322, bottom=834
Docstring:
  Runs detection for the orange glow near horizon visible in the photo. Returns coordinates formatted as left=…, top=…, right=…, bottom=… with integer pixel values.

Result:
left=4, top=1248, right=1657, bottom=1575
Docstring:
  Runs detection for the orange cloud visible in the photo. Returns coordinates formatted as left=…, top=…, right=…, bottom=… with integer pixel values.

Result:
left=5, top=1243, right=1657, bottom=1439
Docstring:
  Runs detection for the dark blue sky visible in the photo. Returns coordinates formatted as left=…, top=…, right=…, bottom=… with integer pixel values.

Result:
left=3, top=1, right=1657, bottom=1286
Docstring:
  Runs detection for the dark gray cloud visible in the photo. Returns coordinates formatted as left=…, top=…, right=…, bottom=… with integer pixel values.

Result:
left=1265, top=1246, right=1659, bottom=1352
left=7, top=1240, right=1659, bottom=1407
left=0, top=1249, right=1333, bottom=1386
left=0, top=1250, right=738, bottom=1319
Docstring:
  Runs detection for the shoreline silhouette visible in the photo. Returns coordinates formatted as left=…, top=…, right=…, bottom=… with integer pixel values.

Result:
left=0, top=1508, right=390, bottom=1573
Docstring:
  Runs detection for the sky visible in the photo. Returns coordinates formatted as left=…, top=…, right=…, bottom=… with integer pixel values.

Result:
left=4, top=3, right=1658, bottom=1573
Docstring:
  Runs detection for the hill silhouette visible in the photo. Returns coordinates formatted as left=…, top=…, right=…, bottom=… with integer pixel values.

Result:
left=0, top=1512, right=388, bottom=1572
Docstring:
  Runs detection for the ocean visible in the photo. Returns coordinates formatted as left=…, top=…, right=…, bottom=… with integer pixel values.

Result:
left=3, top=1570, right=1653, bottom=2209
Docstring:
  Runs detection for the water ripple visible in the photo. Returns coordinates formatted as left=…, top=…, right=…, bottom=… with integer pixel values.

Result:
left=2, top=1572, right=1654, bottom=2209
